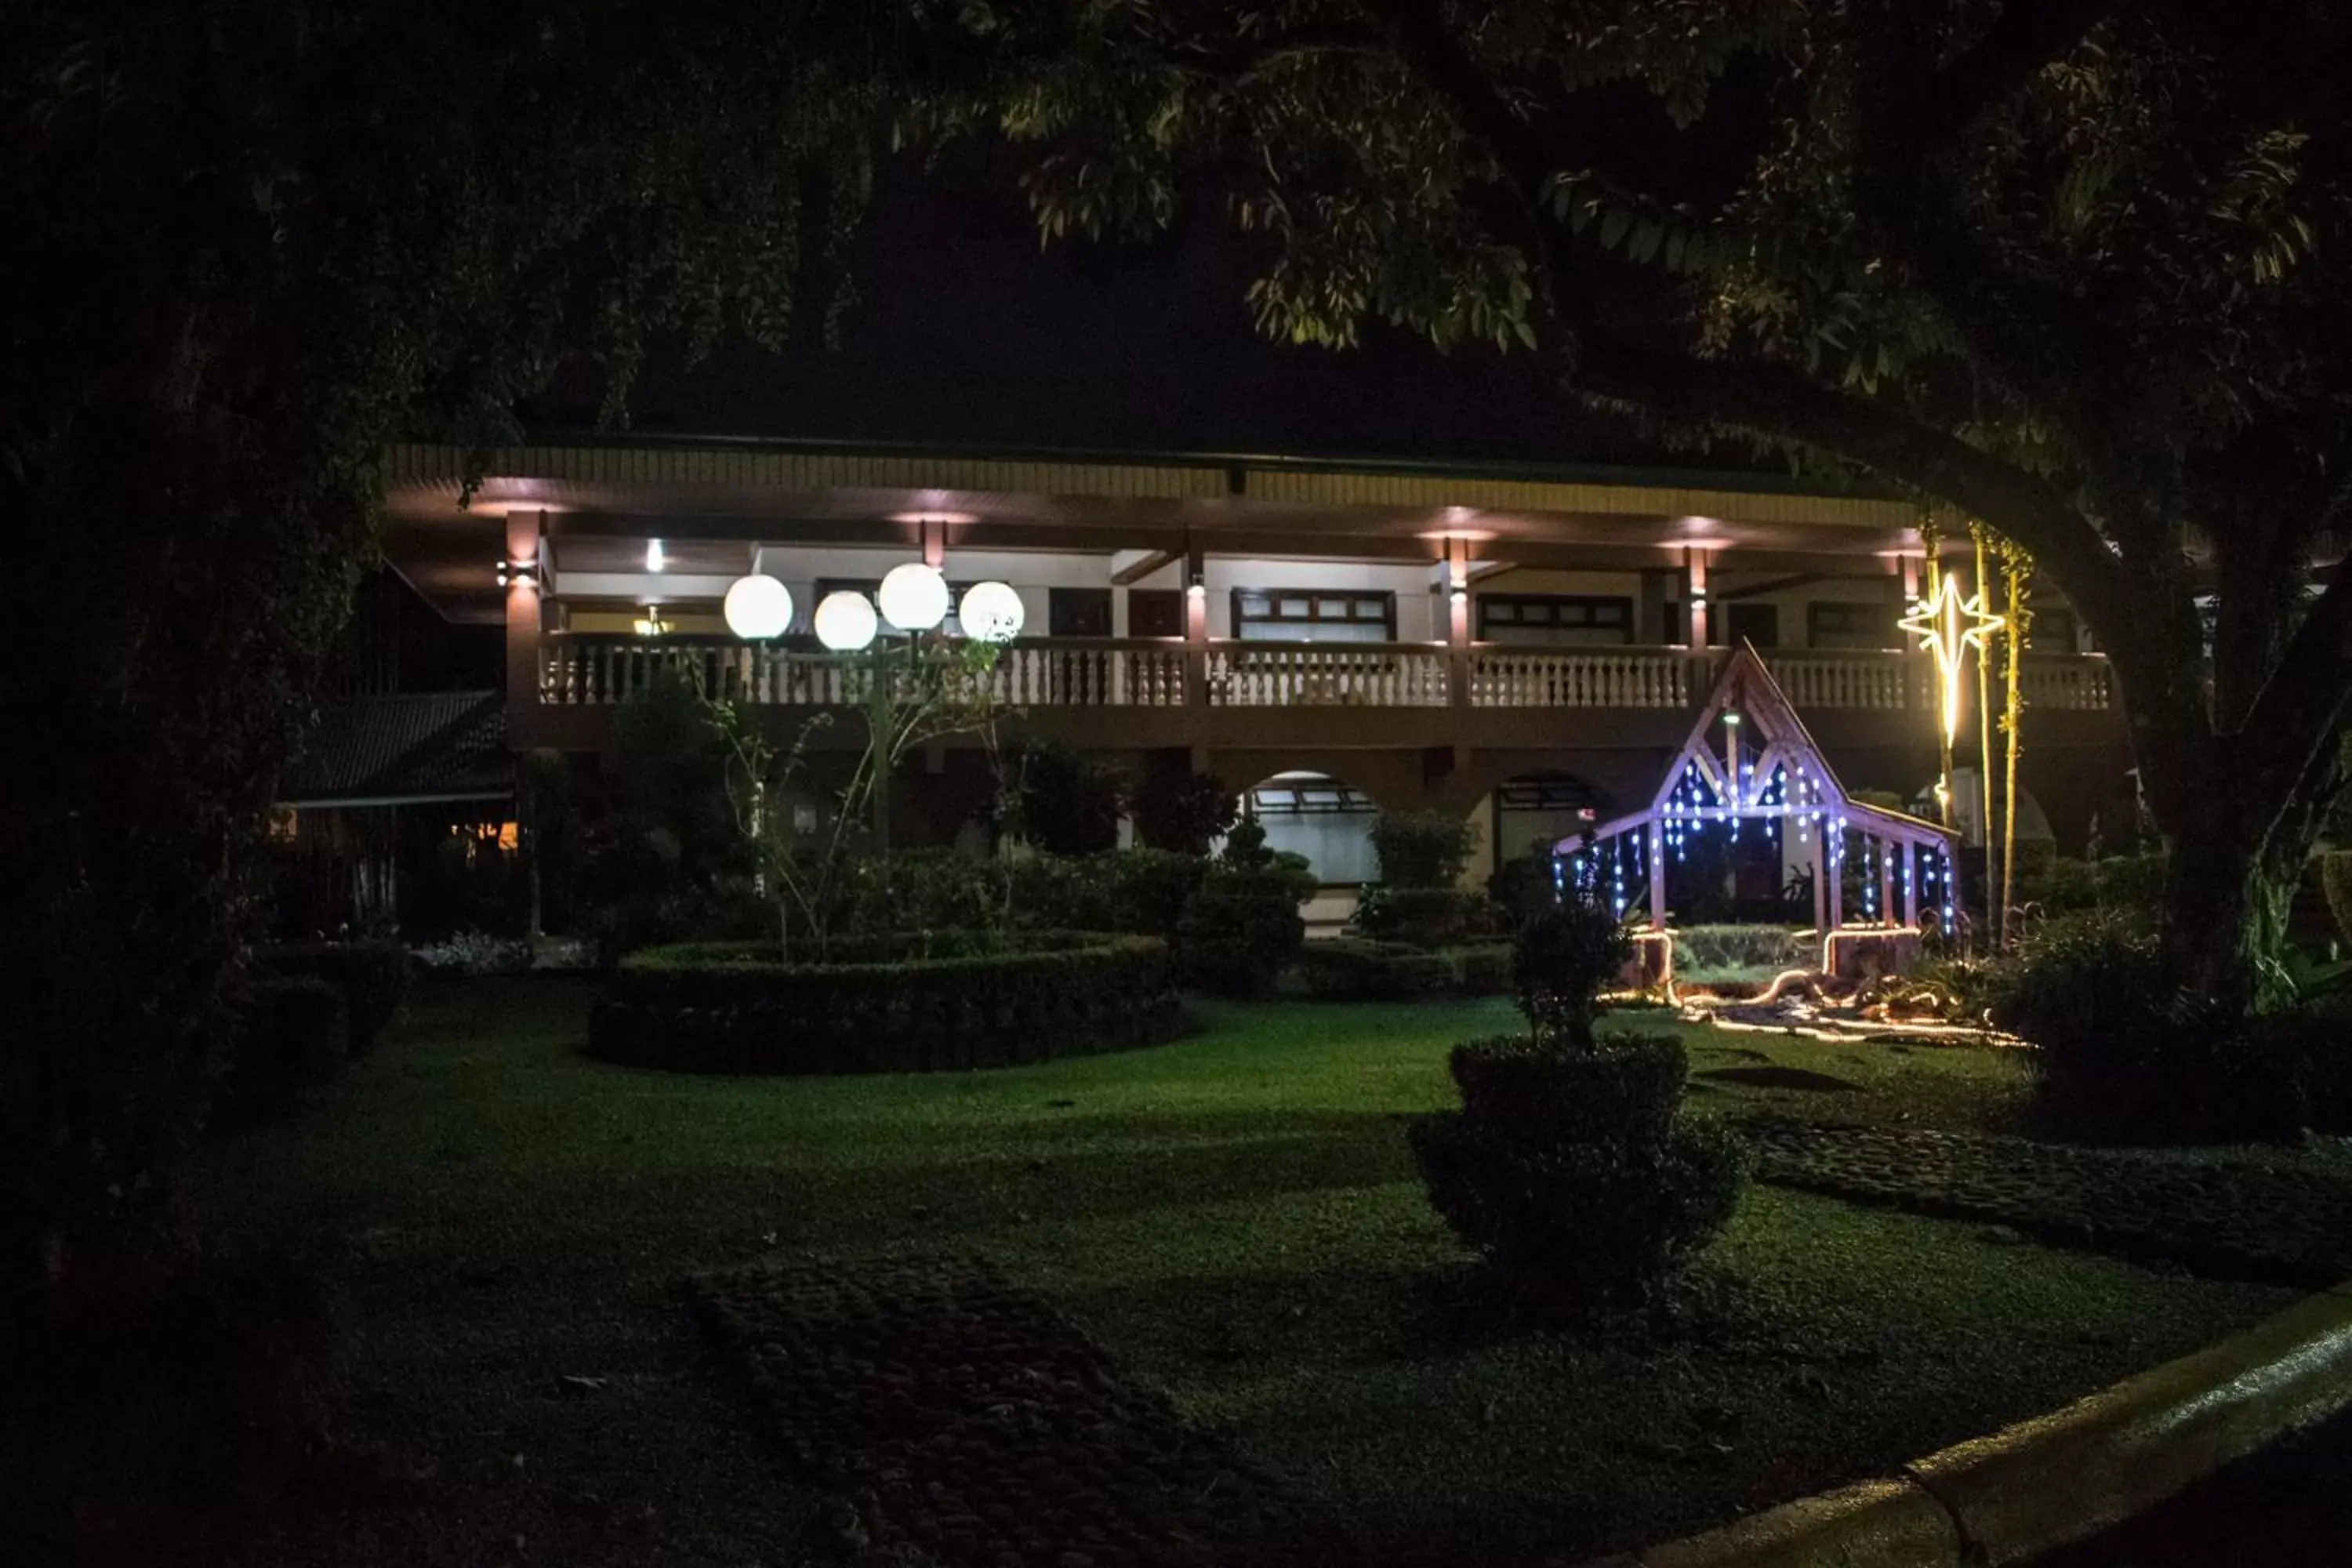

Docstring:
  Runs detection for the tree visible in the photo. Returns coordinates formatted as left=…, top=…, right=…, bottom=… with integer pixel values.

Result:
left=0, top=2, right=924, bottom=1299
left=710, top=637, right=1010, bottom=957
left=937, top=0, right=2352, bottom=1011
left=1006, top=736, right=1128, bottom=855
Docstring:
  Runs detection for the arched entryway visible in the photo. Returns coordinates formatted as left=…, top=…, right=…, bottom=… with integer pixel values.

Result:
left=1236, top=769, right=1380, bottom=937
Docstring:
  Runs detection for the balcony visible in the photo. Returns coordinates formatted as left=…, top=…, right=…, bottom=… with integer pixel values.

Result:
left=521, top=635, right=2118, bottom=754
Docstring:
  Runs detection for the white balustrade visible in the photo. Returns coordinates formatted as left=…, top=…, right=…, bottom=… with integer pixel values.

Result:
left=535, top=636, right=2114, bottom=717
left=1467, top=648, right=1698, bottom=708
left=1765, top=653, right=1916, bottom=710
left=2019, top=655, right=2114, bottom=710
left=1204, top=643, right=1450, bottom=706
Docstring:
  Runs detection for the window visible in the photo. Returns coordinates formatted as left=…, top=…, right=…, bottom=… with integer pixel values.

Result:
left=1048, top=587, right=1112, bottom=638
left=1128, top=588, right=1184, bottom=638
left=1232, top=589, right=1394, bottom=642
left=1718, top=602, right=1780, bottom=649
left=2028, top=605, right=2081, bottom=652
left=1476, top=593, right=1633, bottom=646
left=1806, top=600, right=1899, bottom=650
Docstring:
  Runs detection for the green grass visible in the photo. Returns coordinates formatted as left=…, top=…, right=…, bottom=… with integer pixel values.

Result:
left=187, top=982, right=2285, bottom=1566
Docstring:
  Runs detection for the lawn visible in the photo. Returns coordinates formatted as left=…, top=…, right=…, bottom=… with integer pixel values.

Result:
left=181, top=981, right=2287, bottom=1566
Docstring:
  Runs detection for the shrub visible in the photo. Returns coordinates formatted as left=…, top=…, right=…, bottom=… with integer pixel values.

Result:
left=588, top=931, right=1182, bottom=1073
left=1011, top=738, right=1127, bottom=855
left=252, top=939, right=411, bottom=1055
left=1107, top=848, right=1209, bottom=940
left=1294, top=938, right=1516, bottom=1000
left=1411, top=1032, right=1748, bottom=1318
left=1006, top=853, right=1118, bottom=933
left=1350, top=885, right=1499, bottom=947
left=1995, top=910, right=2311, bottom=1142
left=1671, top=924, right=1813, bottom=985
left=1368, top=810, right=1479, bottom=887
left=1132, top=770, right=1237, bottom=855
left=2324, top=851, right=2352, bottom=948
left=211, top=976, right=347, bottom=1129
left=1296, top=939, right=1455, bottom=1000
left=1513, top=898, right=1632, bottom=1047
left=1176, top=820, right=1315, bottom=995
left=412, top=928, right=532, bottom=975
left=836, top=848, right=1011, bottom=935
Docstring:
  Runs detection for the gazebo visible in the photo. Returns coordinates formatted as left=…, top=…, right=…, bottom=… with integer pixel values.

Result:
left=1553, top=646, right=1959, bottom=983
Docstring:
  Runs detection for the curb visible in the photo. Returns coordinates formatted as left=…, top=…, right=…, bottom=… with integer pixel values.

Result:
left=1587, top=1282, right=2352, bottom=1567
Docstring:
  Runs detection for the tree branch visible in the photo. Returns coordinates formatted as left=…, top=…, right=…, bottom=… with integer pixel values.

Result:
left=1843, top=0, right=2152, bottom=504
left=1355, top=0, right=2136, bottom=644
left=1574, top=338, right=2134, bottom=637
left=2238, top=558, right=2352, bottom=796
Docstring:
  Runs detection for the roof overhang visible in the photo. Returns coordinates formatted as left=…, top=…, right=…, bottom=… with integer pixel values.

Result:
left=384, top=435, right=1924, bottom=624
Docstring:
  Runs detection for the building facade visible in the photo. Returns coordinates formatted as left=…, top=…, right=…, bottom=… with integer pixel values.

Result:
left=381, top=436, right=2134, bottom=906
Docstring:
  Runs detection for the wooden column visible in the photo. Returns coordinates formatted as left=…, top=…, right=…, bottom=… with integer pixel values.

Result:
left=1648, top=825, right=1668, bottom=931
left=505, top=510, right=544, bottom=723
left=1684, top=547, right=1711, bottom=649
left=1182, top=546, right=1207, bottom=709
left=1901, top=839, right=1918, bottom=927
left=1826, top=821, right=1845, bottom=934
left=1878, top=835, right=1895, bottom=927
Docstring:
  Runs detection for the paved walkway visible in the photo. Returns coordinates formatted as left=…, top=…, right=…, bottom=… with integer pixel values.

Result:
left=1748, top=1122, right=2352, bottom=1286
left=688, top=1254, right=1315, bottom=1568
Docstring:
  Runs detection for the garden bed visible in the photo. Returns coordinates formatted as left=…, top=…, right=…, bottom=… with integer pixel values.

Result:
left=589, top=930, right=1184, bottom=1073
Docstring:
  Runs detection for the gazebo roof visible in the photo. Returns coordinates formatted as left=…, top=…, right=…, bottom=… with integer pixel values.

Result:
left=1563, top=644, right=1955, bottom=851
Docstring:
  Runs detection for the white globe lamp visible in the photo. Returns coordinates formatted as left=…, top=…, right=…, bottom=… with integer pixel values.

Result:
left=723, top=574, right=793, bottom=640
left=877, top=561, right=951, bottom=631
left=958, top=580, right=1025, bottom=642
left=813, top=589, right=880, bottom=652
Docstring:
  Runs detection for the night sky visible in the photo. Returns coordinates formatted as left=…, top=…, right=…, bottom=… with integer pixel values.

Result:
left=554, top=143, right=1750, bottom=469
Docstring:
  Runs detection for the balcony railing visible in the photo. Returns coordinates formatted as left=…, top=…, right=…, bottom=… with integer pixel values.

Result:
left=535, top=635, right=2118, bottom=715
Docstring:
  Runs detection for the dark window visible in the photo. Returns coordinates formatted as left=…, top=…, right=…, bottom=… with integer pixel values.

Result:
left=1476, top=593, right=1635, bottom=646
left=1232, top=588, right=1394, bottom=642
left=1128, top=589, right=1184, bottom=638
left=1720, top=601, right=1780, bottom=649
left=1806, top=600, right=1899, bottom=650
left=2028, top=605, right=2081, bottom=652
left=1049, top=587, right=1112, bottom=638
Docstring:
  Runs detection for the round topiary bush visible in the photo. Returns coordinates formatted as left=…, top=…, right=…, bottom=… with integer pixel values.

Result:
left=1411, top=1032, right=1747, bottom=1319
left=587, top=930, right=1183, bottom=1073
left=252, top=938, right=412, bottom=1055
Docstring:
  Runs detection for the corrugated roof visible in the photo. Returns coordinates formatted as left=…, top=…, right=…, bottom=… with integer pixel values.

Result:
left=279, top=691, right=511, bottom=806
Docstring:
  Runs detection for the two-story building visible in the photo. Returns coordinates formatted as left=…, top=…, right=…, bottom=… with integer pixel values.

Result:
left=379, top=434, right=2132, bottom=916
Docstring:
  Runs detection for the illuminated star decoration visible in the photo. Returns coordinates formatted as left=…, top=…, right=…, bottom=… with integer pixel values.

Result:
left=1900, top=573, right=2006, bottom=744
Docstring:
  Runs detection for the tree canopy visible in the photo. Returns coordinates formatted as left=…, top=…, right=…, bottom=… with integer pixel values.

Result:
left=926, top=0, right=2352, bottom=999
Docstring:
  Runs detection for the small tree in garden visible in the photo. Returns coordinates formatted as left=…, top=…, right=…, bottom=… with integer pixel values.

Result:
left=1132, top=769, right=1238, bottom=855
left=1355, top=809, right=1494, bottom=947
left=1412, top=895, right=1748, bottom=1320
left=1175, top=818, right=1316, bottom=994
left=1006, top=736, right=1127, bottom=856
left=707, top=638, right=1008, bottom=960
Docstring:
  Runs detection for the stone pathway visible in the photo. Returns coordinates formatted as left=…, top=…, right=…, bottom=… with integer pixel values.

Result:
left=1748, top=1122, right=2352, bottom=1287
left=687, top=1254, right=1314, bottom=1568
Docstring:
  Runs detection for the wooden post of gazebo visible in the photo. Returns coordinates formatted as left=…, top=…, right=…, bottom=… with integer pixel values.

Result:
left=1878, top=835, right=1895, bottom=927
left=1902, top=840, right=1918, bottom=927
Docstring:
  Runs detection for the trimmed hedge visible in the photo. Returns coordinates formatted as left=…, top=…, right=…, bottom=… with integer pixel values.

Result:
left=587, top=931, right=1184, bottom=1073
left=252, top=939, right=411, bottom=1054
left=1294, top=938, right=1514, bottom=1000
left=1348, top=886, right=1500, bottom=947
left=1411, top=1031, right=1747, bottom=1317
left=212, top=976, right=348, bottom=1129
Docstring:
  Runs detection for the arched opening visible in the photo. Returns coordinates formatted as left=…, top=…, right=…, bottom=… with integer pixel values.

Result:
left=1237, top=770, right=1379, bottom=938
left=1475, top=770, right=1607, bottom=883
